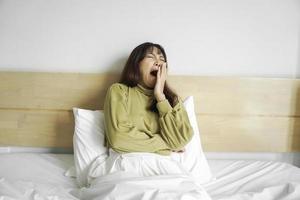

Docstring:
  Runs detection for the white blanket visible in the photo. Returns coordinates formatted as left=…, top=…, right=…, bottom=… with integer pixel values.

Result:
left=0, top=154, right=79, bottom=200
left=215, top=183, right=300, bottom=200
left=81, top=171, right=211, bottom=200
left=1, top=153, right=300, bottom=200
left=81, top=151, right=212, bottom=200
left=205, top=160, right=300, bottom=200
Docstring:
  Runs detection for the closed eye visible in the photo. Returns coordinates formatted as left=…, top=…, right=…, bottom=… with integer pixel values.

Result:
left=146, top=54, right=165, bottom=62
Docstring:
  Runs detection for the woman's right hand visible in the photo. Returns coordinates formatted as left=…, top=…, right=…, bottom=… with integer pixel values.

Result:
left=154, top=62, right=167, bottom=102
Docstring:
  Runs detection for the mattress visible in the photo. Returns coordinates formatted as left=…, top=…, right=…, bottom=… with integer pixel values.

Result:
left=0, top=153, right=300, bottom=200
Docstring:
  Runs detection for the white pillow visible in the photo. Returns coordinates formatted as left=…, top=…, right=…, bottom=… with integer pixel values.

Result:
left=72, top=108, right=108, bottom=187
left=72, top=96, right=212, bottom=186
left=172, top=96, right=213, bottom=184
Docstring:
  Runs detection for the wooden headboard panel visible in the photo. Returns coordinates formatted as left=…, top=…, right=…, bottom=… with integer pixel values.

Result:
left=1, top=71, right=300, bottom=152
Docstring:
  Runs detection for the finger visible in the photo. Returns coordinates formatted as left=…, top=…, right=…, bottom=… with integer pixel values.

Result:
left=156, top=66, right=161, bottom=79
left=161, top=65, right=167, bottom=81
left=162, top=64, right=166, bottom=75
left=160, top=65, right=163, bottom=77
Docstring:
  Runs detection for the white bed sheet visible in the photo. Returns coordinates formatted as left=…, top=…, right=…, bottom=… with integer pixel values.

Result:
left=205, top=160, right=300, bottom=200
left=0, top=153, right=79, bottom=200
left=1, top=153, right=300, bottom=200
left=81, top=171, right=211, bottom=200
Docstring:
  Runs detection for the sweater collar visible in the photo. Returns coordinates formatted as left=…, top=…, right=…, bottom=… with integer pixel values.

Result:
left=136, top=84, right=154, bottom=96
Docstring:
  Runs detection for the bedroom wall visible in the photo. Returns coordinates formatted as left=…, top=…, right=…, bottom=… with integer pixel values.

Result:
left=0, top=0, right=299, bottom=77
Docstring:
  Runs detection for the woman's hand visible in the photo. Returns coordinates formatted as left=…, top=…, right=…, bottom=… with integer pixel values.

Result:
left=154, top=62, right=167, bottom=102
left=172, top=148, right=185, bottom=153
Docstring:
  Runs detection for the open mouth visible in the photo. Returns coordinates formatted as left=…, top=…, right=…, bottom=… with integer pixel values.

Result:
left=150, top=70, right=158, bottom=77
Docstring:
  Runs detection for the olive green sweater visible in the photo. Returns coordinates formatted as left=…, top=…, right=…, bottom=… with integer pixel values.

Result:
left=104, top=83, right=193, bottom=155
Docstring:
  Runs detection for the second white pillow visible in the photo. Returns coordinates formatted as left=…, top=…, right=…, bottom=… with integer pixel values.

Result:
left=73, top=108, right=108, bottom=187
left=171, top=96, right=213, bottom=184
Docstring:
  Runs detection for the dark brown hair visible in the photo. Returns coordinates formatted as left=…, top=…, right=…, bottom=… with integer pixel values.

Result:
left=120, top=42, right=178, bottom=112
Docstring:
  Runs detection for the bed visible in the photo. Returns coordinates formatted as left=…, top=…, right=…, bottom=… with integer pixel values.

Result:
left=0, top=71, right=300, bottom=200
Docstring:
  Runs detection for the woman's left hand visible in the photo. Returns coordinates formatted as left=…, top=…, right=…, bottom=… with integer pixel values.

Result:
left=154, top=62, right=167, bottom=102
left=172, top=148, right=185, bottom=153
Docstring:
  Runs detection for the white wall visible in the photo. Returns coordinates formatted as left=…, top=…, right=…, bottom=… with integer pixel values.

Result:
left=0, top=0, right=299, bottom=77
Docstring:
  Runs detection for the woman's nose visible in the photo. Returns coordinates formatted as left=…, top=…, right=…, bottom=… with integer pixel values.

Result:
left=154, top=60, right=163, bottom=66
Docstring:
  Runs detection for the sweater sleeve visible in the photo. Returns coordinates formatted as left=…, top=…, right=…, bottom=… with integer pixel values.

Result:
left=156, top=99, right=193, bottom=150
left=104, top=83, right=171, bottom=155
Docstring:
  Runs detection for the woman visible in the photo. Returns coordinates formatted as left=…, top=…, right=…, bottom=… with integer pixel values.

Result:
left=104, top=42, right=193, bottom=156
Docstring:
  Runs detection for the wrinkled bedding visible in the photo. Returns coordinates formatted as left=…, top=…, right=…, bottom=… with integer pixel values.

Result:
left=206, top=160, right=300, bottom=200
left=82, top=151, right=212, bottom=200
left=81, top=171, right=211, bottom=200
left=1, top=153, right=300, bottom=200
left=0, top=153, right=79, bottom=200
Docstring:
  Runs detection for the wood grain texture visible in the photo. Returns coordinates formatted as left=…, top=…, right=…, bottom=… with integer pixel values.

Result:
left=1, top=71, right=300, bottom=152
left=198, top=114, right=300, bottom=152
left=0, top=109, right=73, bottom=148
left=168, top=76, right=300, bottom=116
left=0, top=72, right=118, bottom=110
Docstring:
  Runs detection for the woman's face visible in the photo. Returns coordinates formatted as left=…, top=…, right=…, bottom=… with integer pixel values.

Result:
left=139, top=47, right=166, bottom=89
